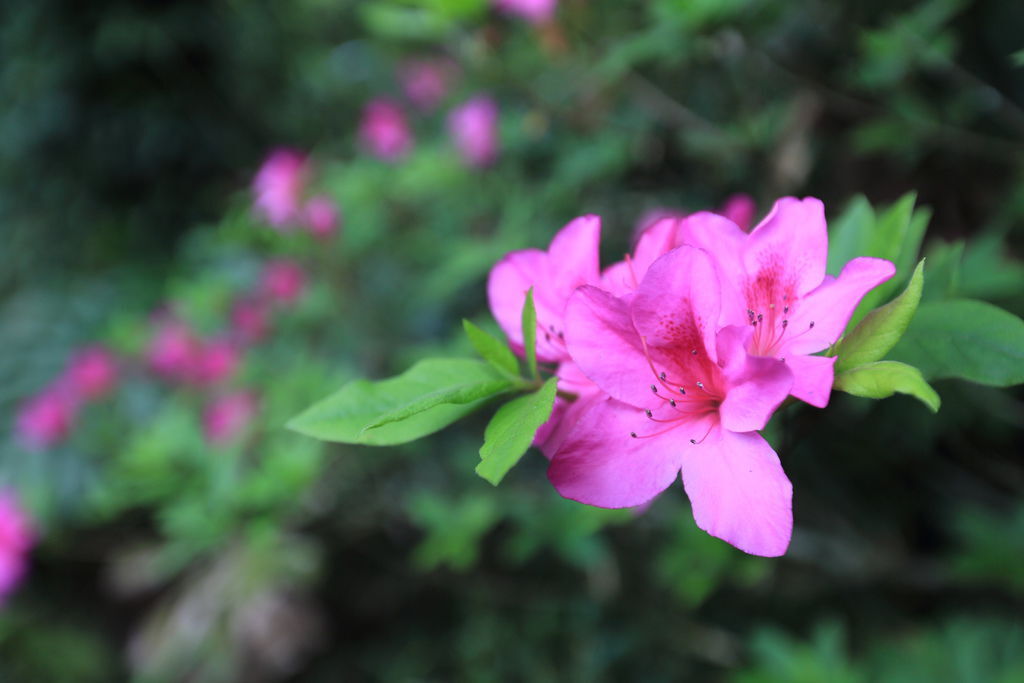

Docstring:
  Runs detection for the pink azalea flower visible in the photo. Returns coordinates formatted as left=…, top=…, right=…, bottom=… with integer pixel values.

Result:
left=494, top=0, right=557, bottom=24
left=191, top=339, right=240, bottom=386
left=0, top=489, right=34, bottom=604
left=15, top=387, right=76, bottom=450
left=252, top=148, right=309, bottom=228
left=487, top=216, right=604, bottom=455
left=302, top=195, right=340, bottom=240
left=146, top=318, right=201, bottom=382
left=448, top=96, right=499, bottom=168
left=65, top=346, right=118, bottom=401
left=203, top=392, right=258, bottom=445
left=230, top=298, right=270, bottom=345
left=400, top=59, right=458, bottom=111
left=261, top=260, right=306, bottom=305
left=488, top=215, right=601, bottom=363
left=552, top=246, right=795, bottom=556
left=359, top=98, right=413, bottom=162
left=675, top=197, right=896, bottom=407
left=718, top=193, right=757, bottom=232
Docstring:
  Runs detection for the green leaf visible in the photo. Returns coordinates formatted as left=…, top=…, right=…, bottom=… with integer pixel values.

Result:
left=463, top=319, right=519, bottom=377
left=522, top=287, right=538, bottom=380
left=888, top=299, right=1024, bottom=386
left=920, top=240, right=964, bottom=302
left=834, top=361, right=941, bottom=413
left=848, top=193, right=929, bottom=328
left=835, top=259, right=924, bottom=372
left=827, top=195, right=875, bottom=276
left=287, top=358, right=513, bottom=445
left=476, top=377, right=559, bottom=486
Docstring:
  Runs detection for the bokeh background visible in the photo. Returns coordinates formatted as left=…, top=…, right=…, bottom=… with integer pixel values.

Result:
left=2, top=0, right=1024, bottom=680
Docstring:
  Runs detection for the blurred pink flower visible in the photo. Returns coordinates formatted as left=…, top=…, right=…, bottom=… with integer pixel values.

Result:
left=448, top=96, right=499, bottom=168
left=261, top=260, right=307, bottom=305
left=494, top=0, right=557, bottom=24
left=65, top=346, right=118, bottom=401
left=0, top=490, right=34, bottom=604
left=15, top=387, right=76, bottom=450
left=718, top=193, right=756, bottom=232
left=400, top=59, right=458, bottom=111
left=192, top=339, right=240, bottom=386
left=204, top=392, right=258, bottom=445
left=231, top=298, right=270, bottom=345
left=146, top=318, right=201, bottom=381
left=253, top=148, right=309, bottom=228
left=302, top=195, right=340, bottom=240
left=359, top=99, right=413, bottom=162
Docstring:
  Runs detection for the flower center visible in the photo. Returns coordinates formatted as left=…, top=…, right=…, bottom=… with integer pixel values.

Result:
left=627, top=336, right=721, bottom=442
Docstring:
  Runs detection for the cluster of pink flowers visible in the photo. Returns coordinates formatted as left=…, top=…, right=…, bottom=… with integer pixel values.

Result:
left=145, top=258, right=308, bottom=444
left=360, top=60, right=500, bottom=169
left=252, top=148, right=340, bottom=239
left=488, top=197, right=895, bottom=556
left=16, top=346, right=118, bottom=450
left=0, top=490, right=34, bottom=605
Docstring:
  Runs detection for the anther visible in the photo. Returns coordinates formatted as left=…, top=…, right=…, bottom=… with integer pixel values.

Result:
left=691, top=349, right=698, bottom=356
left=747, top=309, right=755, bottom=319
left=783, top=305, right=789, bottom=314
left=630, top=432, right=637, bottom=438
left=757, top=314, right=763, bottom=322
left=669, top=400, right=676, bottom=407
left=650, top=384, right=658, bottom=393
left=781, top=319, right=788, bottom=328
left=659, top=372, right=666, bottom=381
left=809, top=321, right=815, bottom=329
left=645, top=409, right=653, bottom=418
left=696, top=381, right=704, bottom=389
left=679, top=387, right=686, bottom=395
left=689, top=439, right=696, bottom=444
left=545, top=333, right=551, bottom=342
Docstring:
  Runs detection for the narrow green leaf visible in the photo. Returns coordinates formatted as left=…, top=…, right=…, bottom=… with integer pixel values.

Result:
left=476, top=377, right=559, bottom=486
left=522, top=287, right=538, bottom=381
left=836, top=259, right=925, bottom=372
left=834, top=361, right=940, bottom=413
left=462, top=319, right=519, bottom=377
left=888, top=299, right=1024, bottom=386
left=287, top=358, right=511, bottom=446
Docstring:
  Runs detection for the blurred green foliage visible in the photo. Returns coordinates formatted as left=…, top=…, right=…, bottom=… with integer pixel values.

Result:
left=1, top=0, right=1023, bottom=681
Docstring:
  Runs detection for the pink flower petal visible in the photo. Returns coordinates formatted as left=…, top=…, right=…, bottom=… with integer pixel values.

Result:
left=715, top=325, right=792, bottom=432
left=744, top=197, right=828, bottom=300
left=783, top=256, right=897, bottom=355
left=547, top=215, right=601, bottom=299
left=548, top=398, right=692, bottom=508
left=486, top=215, right=601, bottom=363
left=680, top=427, right=793, bottom=557
left=563, top=286, right=650, bottom=407
left=486, top=249, right=564, bottom=362
left=675, top=212, right=749, bottom=326
left=631, top=246, right=721, bottom=363
left=784, top=354, right=837, bottom=408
